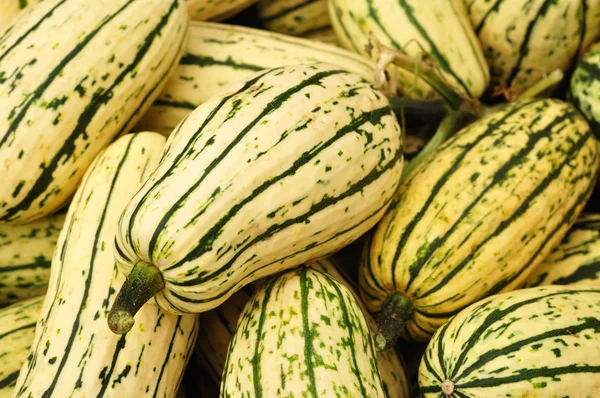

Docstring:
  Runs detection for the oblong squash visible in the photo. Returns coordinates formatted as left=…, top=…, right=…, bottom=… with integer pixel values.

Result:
left=0, top=0, right=188, bottom=224
left=360, top=98, right=599, bottom=344
left=0, top=296, right=43, bottom=398
left=109, top=63, right=403, bottom=333
left=13, top=132, right=199, bottom=398
left=467, top=0, right=600, bottom=98
left=0, top=0, right=43, bottom=30
left=419, top=286, right=600, bottom=397
left=220, top=266, right=387, bottom=397
left=0, top=212, right=65, bottom=306
left=524, top=213, right=600, bottom=288
left=196, top=257, right=411, bottom=398
left=329, top=0, right=489, bottom=99
left=135, top=21, right=376, bottom=136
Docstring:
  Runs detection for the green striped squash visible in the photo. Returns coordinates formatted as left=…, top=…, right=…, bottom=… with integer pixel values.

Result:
left=109, top=63, right=403, bottom=330
left=134, top=21, right=376, bottom=136
left=257, top=0, right=330, bottom=36
left=570, top=41, right=600, bottom=139
left=524, top=213, right=600, bottom=288
left=302, top=27, right=339, bottom=46
left=419, top=286, right=600, bottom=396
left=0, top=212, right=65, bottom=306
left=13, top=132, right=200, bottom=397
left=329, top=0, right=489, bottom=99
left=466, top=0, right=600, bottom=98
left=0, top=296, right=43, bottom=398
left=0, top=0, right=43, bottom=29
left=360, top=98, right=600, bottom=345
left=196, top=257, right=410, bottom=398
left=186, top=0, right=257, bottom=21
left=0, top=0, right=189, bottom=224
left=220, top=266, right=387, bottom=397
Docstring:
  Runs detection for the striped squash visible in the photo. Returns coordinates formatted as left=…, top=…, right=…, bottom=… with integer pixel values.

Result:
left=569, top=41, right=600, bottom=139
left=0, top=212, right=65, bottom=306
left=302, top=27, right=339, bottom=46
left=0, top=296, right=43, bottom=398
left=186, top=0, right=257, bottom=21
left=13, top=132, right=200, bottom=398
left=0, top=0, right=188, bottom=224
left=134, top=21, right=376, bottom=136
left=109, top=63, right=403, bottom=333
left=524, top=213, right=600, bottom=288
left=257, top=0, right=330, bottom=36
left=360, top=98, right=600, bottom=345
left=328, top=0, right=489, bottom=99
left=220, top=266, right=387, bottom=397
left=196, top=257, right=410, bottom=398
left=419, top=286, right=600, bottom=396
left=0, top=0, right=43, bottom=30
left=466, top=0, right=600, bottom=98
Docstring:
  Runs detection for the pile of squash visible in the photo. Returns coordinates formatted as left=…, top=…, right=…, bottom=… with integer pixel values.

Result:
left=0, top=1, right=599, bottom=397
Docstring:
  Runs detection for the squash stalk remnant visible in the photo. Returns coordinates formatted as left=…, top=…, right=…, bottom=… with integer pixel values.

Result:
left=375, top=291, right=413, bottom=351
left=108, top=261, right=165, bottom=334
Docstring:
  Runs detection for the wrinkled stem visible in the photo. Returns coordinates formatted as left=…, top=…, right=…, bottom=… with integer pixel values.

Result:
left=375, top=292, right=414, bottom=351
left=401, top=110, right=466, bottom=180
left=108, top=261, right=165, bottom=335
left=517, top=69, right=564, bottom=100
left=369, top=34, right=471, bottom=111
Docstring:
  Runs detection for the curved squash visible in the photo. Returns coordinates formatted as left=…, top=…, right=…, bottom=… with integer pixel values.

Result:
left=0, top=0, right=188, bottom=224
left=467, top=0, right=600, bottom=98
left=524, top=213, right=600, bottom=288
left=0, top=296, right=43, bottom=398
left=419, top=286, right=600, bottom=396
left=196, top=257, right=411, bottom=398
left=257, top=0, right=330, bottom=36
left=13, top=132, right=199, bottom=398
left=0, top=212, right=65, bottom=306
left=360, top=98, right=599, bottom=345
left=135, top=21, right=375, bottom=136
left=329, top=0, right=489, bottom=99
left=220, top=266, right=387, bottom=397
left=109, top=63, right=403, bottom=333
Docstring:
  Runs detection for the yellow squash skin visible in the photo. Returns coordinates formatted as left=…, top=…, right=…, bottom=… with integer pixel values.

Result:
left=419, top=286, right=600, bottom=397
left=196, top=258, right=411, bottom=398
left=0, top=0, right=189, bottom=224
left=0, top=212, right=65, bottom=306
left=257, top=0, right=330, bottom=36
left=186, top=0, right=257, bottom=21
left=13, top=133, right=199, bottom=398
left=360, top=98, right=600, bottom=342
left=328, top=0, right=489, bottom=99
left=524, top=213, right=600, bottom=288
left=0, top=296, right=43, bottom=398
left=135, top=21, right=376, bottom=136
left=466, top=0, right=600, bottom=98
left=0, top=0, right=43, bottom=30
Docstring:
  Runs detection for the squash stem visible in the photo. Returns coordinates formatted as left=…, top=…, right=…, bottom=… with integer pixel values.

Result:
left=516, top=69, right=564, bottom=100
left=369, top=34, right=472, bottom=112
left=401, top=110, right=466, bottom=180
left=108, top=261, right=165, bottom=335
left=375, top=292, right=413, bottom=351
